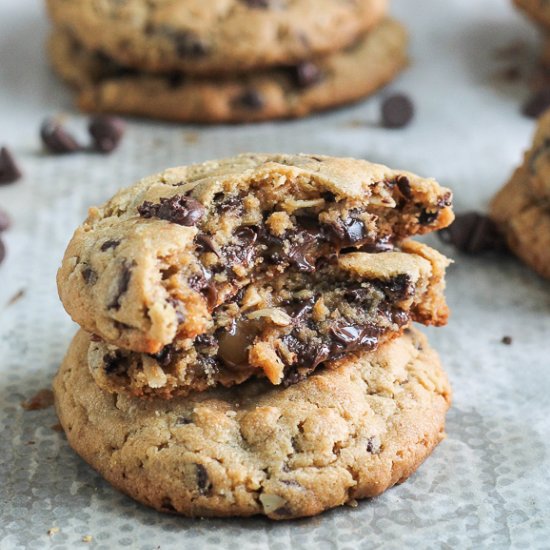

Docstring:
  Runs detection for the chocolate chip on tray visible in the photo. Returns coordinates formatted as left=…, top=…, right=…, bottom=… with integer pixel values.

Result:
left=0, top=147, right=22, bottom=185
left=40, top=118, right=82, bottom=154
left=438, top=212, right=506, bottom=254
left=381, top=93, right=415, bottom=129
left=501, top=336, right=513, bottom=345
left=88, top=116, right=126, bottom=154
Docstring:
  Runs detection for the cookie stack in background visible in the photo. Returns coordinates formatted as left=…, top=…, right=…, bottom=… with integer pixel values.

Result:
left=54, top=153, right=454, bottom=519
left=491, top=110, right=550, bottom=279
left=45, top=0, right=407, bottom=122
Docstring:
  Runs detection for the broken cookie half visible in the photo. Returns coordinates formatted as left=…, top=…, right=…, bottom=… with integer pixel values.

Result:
left=87, top=240, right=449, bottom=399
left=57, top=153, right=454, bottom=356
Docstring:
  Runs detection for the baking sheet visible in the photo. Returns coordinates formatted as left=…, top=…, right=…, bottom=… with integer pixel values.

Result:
left=1, top=0, right=549, bottom=548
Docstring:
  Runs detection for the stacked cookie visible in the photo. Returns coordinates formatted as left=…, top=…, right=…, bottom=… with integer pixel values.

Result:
left=45, top=0, right=407, bottom=122
left=491, top=111, right=550, bottom=279
left=54, top=154, right=454, bottom=519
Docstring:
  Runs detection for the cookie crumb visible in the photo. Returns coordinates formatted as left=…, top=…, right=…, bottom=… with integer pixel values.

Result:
left=47, top=527, right=60, bottom=537
left=21, top=389, right=54, bottom=411
left=6, top=288, right=25, bottom=307
left=501, top=336, right=513, bottom=345
left=82, top=535, right=93, bottom=543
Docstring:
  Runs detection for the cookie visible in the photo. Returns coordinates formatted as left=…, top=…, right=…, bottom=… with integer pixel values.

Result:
left=46, top=0, right=388, bottom=75
left=514, top=0, right=550, bottom=29
left=490, top=163, right=550, bottom=279
left=88, top=240, right=450, bottom=398
left=48, top=19, right=408, bottom=123
left=53, top=327, right=451, bottom=520
left=57, top=153, right=454, bottom=354
left=521, top=109, right=550, bottom=200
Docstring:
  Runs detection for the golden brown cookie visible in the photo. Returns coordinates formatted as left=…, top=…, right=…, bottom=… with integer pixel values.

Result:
left=48, top=19, right=408, bottom=123
left=46, top=0, right=388, bottom=75
left=56, top=153, right=454, bottom=355
left=53, top=327, right=451, bottom=520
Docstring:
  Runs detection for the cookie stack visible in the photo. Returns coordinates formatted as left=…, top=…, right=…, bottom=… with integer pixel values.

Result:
left=45, top=0, right=407, bottom=122
left=491, top=110, right=550, bottom=279
left=54, top=154, right=453, bottom=519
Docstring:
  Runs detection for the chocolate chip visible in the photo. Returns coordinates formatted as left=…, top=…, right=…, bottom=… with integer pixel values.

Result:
left=103, top=352, right=126, bottom=375
left=88, top=116, right=125, bottom=154
left=215, top=194, right=243, bottom=214
left=161, top=497, right=176, bottom=512
left=100, top=239, right=120, bottom=251
left=242, top=0, right=270, bottom=6
left=396, top=175, right=412, bottom=199
left=0, top=208, right=11, bottom=232
left=138, top=195, right=205, bottom=226
left=291, top=62, right=324, bottom=89
left=195, top=234, right=219, bottom=256
left=418, top=209, right=439, bottom=225
left=501, top=336, right=513, bottom=345
left=40, top=119, right=82, bottom=154
left=108, top=262, right=133, bottom=309
left=325, top=215, right=367, bottom=247
left=282, top=333, right=331, bottom=370
left=330, top=324, right=363, bottom=345
left=151, top=345, right=174, bottom=367
left=176, top=416, right=192, bottom=425
left=172, top=31, right=209, bottom=58
left=224, top=226, right=259, bottom=266
left=232, top=89, right=264, bottom=111
left=522, top=88, right=550, bottom=118
left=82, top=266, right=98, bottom=285
left=381, top=94, right=414, bottom=129
left=438, top=212, right=506, bottom=254
left=285, top=230, right=318, bottom=272
left=0, top=147, right=22, bottom=185
left=366, top=436, right=381, bottom=454
left=195, top=464, right=212, bottom=495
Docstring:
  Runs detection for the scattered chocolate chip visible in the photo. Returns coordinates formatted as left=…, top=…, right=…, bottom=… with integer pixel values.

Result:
left=88, top=116, right=125, bottom=154
left=40, top=119, right=82, bottom=154
left=138, top=195, right=205, bottom=226
left=232, top=89, right=264, bottom=111
left=291, top=62, right=324, bottom=88
left=0, top=208, right=11, bottom=231
left=108, top=262, right=133, bottom=309
left=418, top=209, right=439, bottom=225
left=522, top=88, right=550, bottom=118
left=21, top=389, right=54, bottom=411
left=501, top=336, right=513, bottom=345
left=0, top=147, right=22, bottom=185
left=381, top=94, right=414, bottom=129
left=6, top=288, right=25, bottom=307
left=438, top=212, right=506, bottom=254
left=396, top=175, right=412, bottom=199
left=195, top=464, right=212, bottom=495
left=82, top=266, right=98, bottom=285
left=100, top=239, right=120, bottom=251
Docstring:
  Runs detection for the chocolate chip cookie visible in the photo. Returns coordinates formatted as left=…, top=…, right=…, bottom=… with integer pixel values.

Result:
left=514, top=0, right=550, bottom=29
left=491, top=110, right=550, bottom=278
left=87, top=240, right=450, bottom=398
left=53, top=327, right=451, bottom=519
left=48, top=18, right=408, bottom=123
left=57, top=153, right=454, bottom=355
left=46, top=0, right=388, bottom=75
